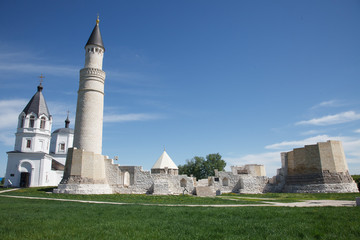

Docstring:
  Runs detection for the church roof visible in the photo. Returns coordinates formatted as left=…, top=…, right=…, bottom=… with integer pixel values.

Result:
left=22, top=84, right=51, bottom=117
left=53, top=115, right=73, bottom=134
left=52, top=128, right=74, bottom=134
left=85, top=17, right=105, bottom=50
left=152, top=150, right=178, bottom=170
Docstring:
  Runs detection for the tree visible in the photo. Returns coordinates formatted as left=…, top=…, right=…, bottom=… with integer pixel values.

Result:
left=178, top=153, right=226, bottom=180
left=204, top=153, right=226, bottom=177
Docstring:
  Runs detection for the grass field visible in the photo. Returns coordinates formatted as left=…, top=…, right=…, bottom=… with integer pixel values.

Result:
left=1, top=187, right=360, bottom=239
left=2, top=187, right=360, bottom=204
left=0, top=187, right=262, bottom=205
left=221, top=192, right=360, bottom=203
left=0, top=195, right=360, bottom=239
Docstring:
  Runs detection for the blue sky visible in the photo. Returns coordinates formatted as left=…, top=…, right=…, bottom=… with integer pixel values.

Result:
left=0, top=0, right=359, bottom=177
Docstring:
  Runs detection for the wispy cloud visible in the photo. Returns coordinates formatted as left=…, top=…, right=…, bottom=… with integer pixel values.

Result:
left=311, top=100, right=345, bottom=109
left=300, top=130, right=323, bottom=136
left=0, top=49, right=79, bottom=77
left=296, top=111, right=360, bottom=126
left=265, top=135, right=360, bottom=161
left=0, top=99, right=28, bottom=130
left=0, top=99, right=28, bottom=146
left=355, top=129, right=360, bottom=133
left=265, top=135, right=339, bottom=150
left=0, top=62, right=78, bottom=77
left=104, top=113, right=163, bottom=123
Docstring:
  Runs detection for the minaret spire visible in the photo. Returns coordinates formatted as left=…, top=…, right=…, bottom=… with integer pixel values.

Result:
left=85, top=16, right=104, bottom=50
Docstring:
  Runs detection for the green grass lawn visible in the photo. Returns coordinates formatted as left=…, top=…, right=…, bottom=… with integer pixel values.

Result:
left=0, top=187, right=263, bottom=205
left=221, top=192, right=360, bottom=202
left=0, top=196, right=359, bottom=239
left=2, top=187, right=360, bottom=205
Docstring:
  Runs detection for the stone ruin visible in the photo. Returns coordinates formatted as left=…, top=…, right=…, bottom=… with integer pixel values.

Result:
left=97, top=140, right=358, bottom=196
left=269, top=140, right=359, bottom=193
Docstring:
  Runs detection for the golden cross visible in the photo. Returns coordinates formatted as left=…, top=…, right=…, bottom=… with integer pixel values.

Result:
left=38, top=74, right=45, bottom=84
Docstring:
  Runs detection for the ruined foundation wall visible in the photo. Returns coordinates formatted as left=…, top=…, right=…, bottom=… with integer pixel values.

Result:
left=231, top=164, right=266, bottom=176
left=283, top=182, right=359, bottom=193
left=152, top=174, right=195, bottom=195
left=211, top=171, right=269, bottom=194
left=273, top=141, right=359, bottom=193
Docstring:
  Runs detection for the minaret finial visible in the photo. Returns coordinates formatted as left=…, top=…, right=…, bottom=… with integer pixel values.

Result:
left=96, top=14, right=100, bottom=25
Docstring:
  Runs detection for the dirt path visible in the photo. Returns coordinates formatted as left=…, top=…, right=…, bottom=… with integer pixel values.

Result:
left=0, top=191, right=356, bottom=207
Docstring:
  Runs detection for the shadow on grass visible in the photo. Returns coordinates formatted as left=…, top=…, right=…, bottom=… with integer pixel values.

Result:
left=36, top=187, right=55, bottom=193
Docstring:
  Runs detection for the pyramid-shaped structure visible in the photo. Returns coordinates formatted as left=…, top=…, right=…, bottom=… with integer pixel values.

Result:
left=152, top=150, right=178, bottom=170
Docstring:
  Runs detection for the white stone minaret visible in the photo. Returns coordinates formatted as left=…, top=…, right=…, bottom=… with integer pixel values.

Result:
left=73, top=17, right=106, bottom=155
left=55, top=17, right=112, bottom=194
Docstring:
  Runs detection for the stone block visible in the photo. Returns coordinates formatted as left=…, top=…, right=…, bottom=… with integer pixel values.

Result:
left=195, top=186, right=215, bottom=197
left=356, top=197, right=360, bottom=207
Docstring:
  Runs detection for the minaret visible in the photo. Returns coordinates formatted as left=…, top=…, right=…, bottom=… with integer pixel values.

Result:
left=73, top=16, right=105, bottom=155
left=55, top=17, right=112, bottom=194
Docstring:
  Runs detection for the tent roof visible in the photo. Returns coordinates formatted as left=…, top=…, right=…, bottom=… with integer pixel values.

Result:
left=151, top=150, right=178, bottom=170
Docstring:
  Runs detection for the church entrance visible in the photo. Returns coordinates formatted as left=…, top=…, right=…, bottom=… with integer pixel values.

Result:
left=20, top=172, right=30, bottom=188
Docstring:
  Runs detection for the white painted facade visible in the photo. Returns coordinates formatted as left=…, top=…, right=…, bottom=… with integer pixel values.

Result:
left=3, top=86, right=74, bottom=188
left=4, top=152, right=63, bottom=187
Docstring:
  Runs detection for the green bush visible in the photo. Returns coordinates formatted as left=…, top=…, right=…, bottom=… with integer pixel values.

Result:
left=0, top=178, right=4, bottom=186
left=352, top=175, right=360, bottom=191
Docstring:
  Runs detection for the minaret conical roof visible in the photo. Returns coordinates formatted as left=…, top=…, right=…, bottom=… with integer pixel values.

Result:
left=152, top=150, right=178, bottom=170
left=22, top=84, right=51, bottom=117
left=85, top=17, right=105, bottom=50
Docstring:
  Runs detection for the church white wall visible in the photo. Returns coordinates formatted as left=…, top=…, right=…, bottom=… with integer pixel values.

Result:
left=4, top=152, right=60, bottom=187
left=14, top=113, right=52, bottom=153
left=50, top=132, right=74, bottom=155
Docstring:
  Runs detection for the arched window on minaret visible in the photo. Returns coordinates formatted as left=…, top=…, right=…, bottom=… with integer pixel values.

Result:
left=40, top=117, right=46, bottom=129
left=29, top=116, right=35, bottom=128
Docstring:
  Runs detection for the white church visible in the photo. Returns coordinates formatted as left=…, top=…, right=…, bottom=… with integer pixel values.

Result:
left=3, top=84, right=74, bottom=187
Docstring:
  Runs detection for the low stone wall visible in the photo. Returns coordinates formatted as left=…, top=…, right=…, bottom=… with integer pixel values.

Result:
left=283, top=182, right=359, bottom=193
left=210, top=172, right=270, bottom=194
left=238, top=176, right=269, bottom=194
left=112, top=167, right=153, bottom=194
left=152, top=174, right=195, bottom=195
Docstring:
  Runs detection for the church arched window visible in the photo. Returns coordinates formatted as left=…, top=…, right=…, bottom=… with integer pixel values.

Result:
left=26, top=139, right=31, bottom=148
left=20, top=116, right=25, bottom=128
left=40, top=117, right=46, bottom=129
left=29, top=116, right=35, bottom=128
